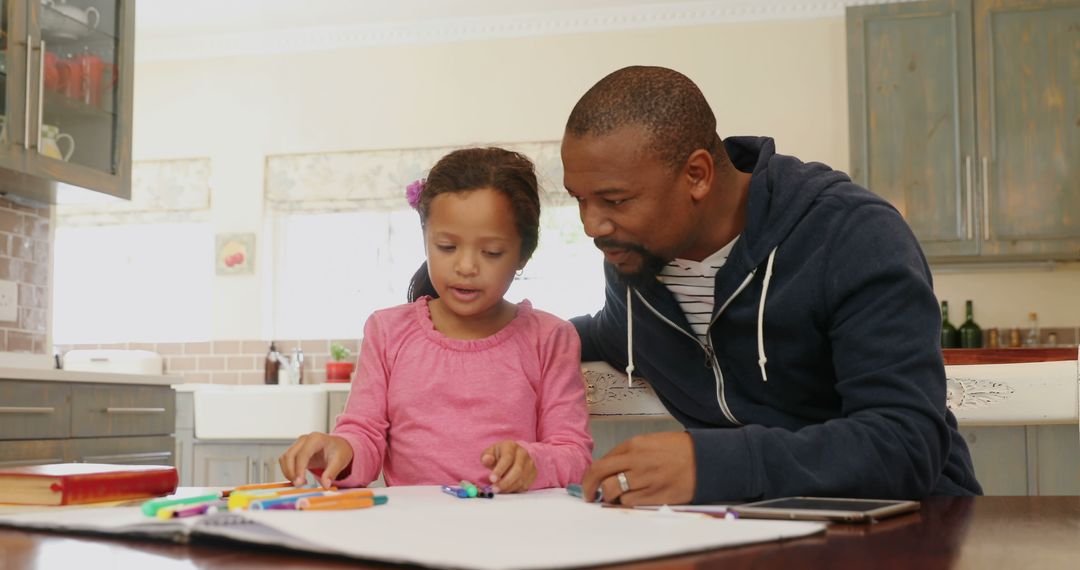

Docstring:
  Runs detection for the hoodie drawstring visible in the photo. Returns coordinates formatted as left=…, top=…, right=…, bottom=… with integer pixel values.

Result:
left=625, top=287, right=635, bottom=387
left=757, top=247, right=778, bottom=382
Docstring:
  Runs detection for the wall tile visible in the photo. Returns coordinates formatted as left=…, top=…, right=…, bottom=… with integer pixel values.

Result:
left=166, top=356, right=197, bottom=372
left=242, top=340, right=269, bottom=353
left=185, top=342, right=212, bottom=354
left=239, top=372, right=263, bottom=385
left=198, top=356, right=225, bottom=371
left=213, top=340, right=241, bottom=354
left=181, top=372, right=211, bottom=384
left=227, top=356, right=257, bottom=370
left=212, top=372, right=239, bottom=385
left=155, top=342, right=184, bottom=355
left=7, top=331, right=35, bottom=352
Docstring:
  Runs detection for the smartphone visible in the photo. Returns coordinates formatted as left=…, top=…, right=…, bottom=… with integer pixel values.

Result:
left=730, top=497, right=920, bottom=523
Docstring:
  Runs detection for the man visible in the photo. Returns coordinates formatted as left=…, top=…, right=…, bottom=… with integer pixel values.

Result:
left=563, top=66, right=981, bottom=506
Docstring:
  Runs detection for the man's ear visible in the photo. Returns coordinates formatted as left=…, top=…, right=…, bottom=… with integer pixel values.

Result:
left=684, top=149, right=715, bottom=201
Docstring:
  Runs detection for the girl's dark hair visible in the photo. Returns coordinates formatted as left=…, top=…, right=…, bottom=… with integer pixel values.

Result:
left=407, top=147, right=541, bottom=302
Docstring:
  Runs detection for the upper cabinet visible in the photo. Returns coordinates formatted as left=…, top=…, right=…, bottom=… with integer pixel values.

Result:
left=847, top=0, right=1080, bottom=261
left=0, top=0, right=134, bottom=202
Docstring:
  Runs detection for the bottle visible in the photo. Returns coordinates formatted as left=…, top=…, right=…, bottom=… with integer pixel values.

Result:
left=940, top=301, right=960, bottom=348
left=291, top=348, right=305, bottom=384
left=1024, top=312, right=1040, bottom=347
left=264, top=342, right=280, bottom=385
left=987, top=328, right=999, bottom=349
left=958, top=300, right=983, bottom=348
left=1008, top=328, right=1022, bottom=348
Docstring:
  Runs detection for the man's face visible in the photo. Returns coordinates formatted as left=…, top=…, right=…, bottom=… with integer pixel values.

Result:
left=561, top=126, right=696, bottom=286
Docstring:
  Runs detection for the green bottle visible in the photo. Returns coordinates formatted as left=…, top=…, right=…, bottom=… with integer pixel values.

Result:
left=940, top=301, right=960, bottom=348
left=958, top=300, right=983, bottom=348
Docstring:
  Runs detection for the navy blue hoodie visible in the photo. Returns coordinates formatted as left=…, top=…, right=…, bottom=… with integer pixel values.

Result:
left=572, top=136, right=981, bottom=503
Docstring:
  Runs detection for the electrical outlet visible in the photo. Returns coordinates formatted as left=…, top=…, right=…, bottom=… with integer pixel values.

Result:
left=0, top=279, right=17, bottom=323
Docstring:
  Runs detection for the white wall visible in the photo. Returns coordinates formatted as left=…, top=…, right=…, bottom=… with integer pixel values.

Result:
left=132, top=16, right=1080, bottom=339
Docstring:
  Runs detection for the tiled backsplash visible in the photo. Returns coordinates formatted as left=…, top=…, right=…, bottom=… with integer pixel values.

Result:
left=55, top=339, right=361, bottom=384
left=0, top=198, right=51, bottom=353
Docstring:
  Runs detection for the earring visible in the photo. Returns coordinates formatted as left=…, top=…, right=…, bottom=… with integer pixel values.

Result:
left=515, top=269, right=524, bottom=278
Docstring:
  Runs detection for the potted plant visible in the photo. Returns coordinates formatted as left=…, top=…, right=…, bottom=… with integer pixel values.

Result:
left=325, top=342, right=355, bottom=383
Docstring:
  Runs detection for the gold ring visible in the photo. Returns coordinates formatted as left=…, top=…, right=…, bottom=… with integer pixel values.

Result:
left=617, top=471, right=630, bottom=493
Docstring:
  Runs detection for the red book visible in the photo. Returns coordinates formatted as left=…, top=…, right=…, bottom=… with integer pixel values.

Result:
left=0, top=463, right=178, bottom=506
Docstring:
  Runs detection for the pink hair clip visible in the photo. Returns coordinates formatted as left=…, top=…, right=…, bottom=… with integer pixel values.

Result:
left=406, top=179, right=425, bottom=209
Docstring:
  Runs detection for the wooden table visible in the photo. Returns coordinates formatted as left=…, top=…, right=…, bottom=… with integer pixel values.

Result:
left=0, top=496, right=1076, bottom=569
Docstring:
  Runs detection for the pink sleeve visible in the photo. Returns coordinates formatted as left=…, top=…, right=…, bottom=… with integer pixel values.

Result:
left=329, top=314, right=391, bottom=487
left=518, top=320, right=594, bottom=489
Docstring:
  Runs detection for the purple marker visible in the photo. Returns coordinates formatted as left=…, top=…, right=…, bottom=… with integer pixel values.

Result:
left=441, top=485, right=469, bottom=498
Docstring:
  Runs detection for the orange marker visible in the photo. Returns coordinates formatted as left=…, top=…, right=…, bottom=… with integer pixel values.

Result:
left=297, top=495, right=386, bottom=510
left=222, top=481, right=293, bottom=498
left=295, top=489, right=373, bottom=507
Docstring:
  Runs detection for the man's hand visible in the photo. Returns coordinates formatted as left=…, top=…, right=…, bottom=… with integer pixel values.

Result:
left=480, top=440, right=537, bottom=493
left=278, top=432, right=354, bottom=488
left=580, top=432, right=696, bottom=506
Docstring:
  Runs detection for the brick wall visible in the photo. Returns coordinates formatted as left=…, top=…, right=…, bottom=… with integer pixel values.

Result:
left=55, top=339, right=361, bottom=385
left=0, top=198, right=50, bottom=353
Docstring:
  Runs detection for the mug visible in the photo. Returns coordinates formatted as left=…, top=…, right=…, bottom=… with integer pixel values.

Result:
left=40, top=124, right=75, bottom=161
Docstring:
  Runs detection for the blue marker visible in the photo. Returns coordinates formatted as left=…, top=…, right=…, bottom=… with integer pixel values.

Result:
left=441, top=485, right=469, bottom=498
left=566, top=483, right=602, bottom=503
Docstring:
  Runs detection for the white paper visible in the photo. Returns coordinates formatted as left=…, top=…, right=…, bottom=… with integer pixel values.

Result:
left=0, top=486, right=825, bottom=569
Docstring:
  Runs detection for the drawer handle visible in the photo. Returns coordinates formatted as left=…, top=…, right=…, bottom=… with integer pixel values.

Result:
left=0, top=406, right=56, bottom=414
left=105, top=407, right=167, bottom=414
left=81, top=451, right=172, bottom=463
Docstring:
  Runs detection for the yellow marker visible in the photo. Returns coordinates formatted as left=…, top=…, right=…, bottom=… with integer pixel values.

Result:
left=228, top=491, right=278, bottom=510
left=155, top=507, right=176, bottom=520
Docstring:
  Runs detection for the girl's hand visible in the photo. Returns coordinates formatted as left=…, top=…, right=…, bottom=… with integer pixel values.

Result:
left=279, top=432, right=354, bottom=488
left=480, top=440, right=536, bottom=493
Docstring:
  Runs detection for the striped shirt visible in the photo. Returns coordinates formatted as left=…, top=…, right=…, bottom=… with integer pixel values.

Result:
left=657, top=238, right=739, bottom=343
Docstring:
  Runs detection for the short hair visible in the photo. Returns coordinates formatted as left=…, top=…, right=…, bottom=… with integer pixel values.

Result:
left=565, top=66, right=725, bottom=171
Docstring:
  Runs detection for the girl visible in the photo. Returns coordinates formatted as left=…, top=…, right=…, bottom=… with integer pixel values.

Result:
left=279, top=147, right=593, bottom=493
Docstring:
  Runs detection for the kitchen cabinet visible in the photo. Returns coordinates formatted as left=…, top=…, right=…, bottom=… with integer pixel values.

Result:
left=0, top=0, right=134, bottom=202
left=190, top=442, right=290, bottom=487
left=0, top=378, right=175, bottom=468
left=847, top=0, right=1080, bottom=261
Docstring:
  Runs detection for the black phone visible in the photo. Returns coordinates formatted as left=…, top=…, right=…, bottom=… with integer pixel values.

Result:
left=730, top=497, right=920, bottom=523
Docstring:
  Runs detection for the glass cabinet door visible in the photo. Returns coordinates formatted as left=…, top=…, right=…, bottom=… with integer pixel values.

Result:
left=34, top=0, right=120, bottom=174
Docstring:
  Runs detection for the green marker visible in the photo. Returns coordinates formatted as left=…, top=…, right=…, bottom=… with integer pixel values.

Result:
left=141, top=493, right=220, bottom=517
left=460, top=480, right=478, bottom=498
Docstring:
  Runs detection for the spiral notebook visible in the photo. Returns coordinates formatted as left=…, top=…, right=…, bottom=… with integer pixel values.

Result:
left=0, top=487, right=825, bottom=570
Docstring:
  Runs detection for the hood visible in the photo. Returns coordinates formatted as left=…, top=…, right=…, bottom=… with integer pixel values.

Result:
left=725, top=136, right=851, bottom=269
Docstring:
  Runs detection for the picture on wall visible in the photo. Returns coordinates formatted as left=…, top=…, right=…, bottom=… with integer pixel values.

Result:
left=216, top=233, right=255, bottom=275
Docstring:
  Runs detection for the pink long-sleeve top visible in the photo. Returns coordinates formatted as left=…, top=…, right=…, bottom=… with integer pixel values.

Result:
left=331, top=297, right=593, bottom=489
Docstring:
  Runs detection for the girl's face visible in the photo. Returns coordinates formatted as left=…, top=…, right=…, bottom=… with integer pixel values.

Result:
left=424, top=187, right=524, bottom=322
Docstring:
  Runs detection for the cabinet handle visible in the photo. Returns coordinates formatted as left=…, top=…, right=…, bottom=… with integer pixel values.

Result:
left=981, top=156, right=991, bottom=240
left=251, top=459, right=259, bottom=483
left=104, top=407, right=167, bottom=414
left=0, top=406, right=55, bottom=414
left=964, top=155, right=974, bottom=240
left=36, top=40, right=45, bottom=152
left=23, top=34, right=31, bottom=149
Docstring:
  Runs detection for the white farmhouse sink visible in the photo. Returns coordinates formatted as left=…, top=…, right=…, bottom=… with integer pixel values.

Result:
left=193, top=385, right=328, bottom=440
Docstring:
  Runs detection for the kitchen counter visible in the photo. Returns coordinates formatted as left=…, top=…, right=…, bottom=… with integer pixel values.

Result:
left=0, top=367, right=173, bottom=386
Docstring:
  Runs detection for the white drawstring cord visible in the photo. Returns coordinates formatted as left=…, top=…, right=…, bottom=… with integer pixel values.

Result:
left=625, top=287, right=635, bottom=387
left=757, top=247, right=778, bottom=382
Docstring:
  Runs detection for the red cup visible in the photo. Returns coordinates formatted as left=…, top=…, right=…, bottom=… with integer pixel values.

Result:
left=44, top=52, right=62, bottom=91
left=60, top=58, right=83, bottom=101
left=77, top=53, right=104, bottom=107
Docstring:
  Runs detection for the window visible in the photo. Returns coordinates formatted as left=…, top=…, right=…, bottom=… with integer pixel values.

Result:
left=52, top=222, right=213, bottom=343
left=271, top=204, right=605, bottom=339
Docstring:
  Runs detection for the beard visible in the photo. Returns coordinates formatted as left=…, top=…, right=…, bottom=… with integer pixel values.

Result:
left=594, top=237, right=670, bottom=289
